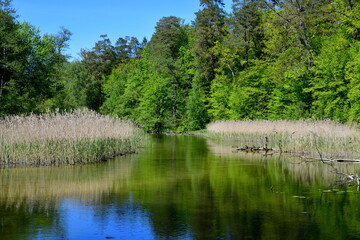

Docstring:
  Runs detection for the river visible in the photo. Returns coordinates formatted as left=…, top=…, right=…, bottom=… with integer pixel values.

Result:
left=1, top=134, right=360, bottom=239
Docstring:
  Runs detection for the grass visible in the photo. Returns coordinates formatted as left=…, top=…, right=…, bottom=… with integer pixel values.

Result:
left=205, top=120, right=360, bottom=158
left=0, top=109, right=144, bottom=166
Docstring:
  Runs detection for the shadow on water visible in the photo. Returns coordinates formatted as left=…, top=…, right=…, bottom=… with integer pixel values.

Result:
left=1, top=134, right=360, bottom=239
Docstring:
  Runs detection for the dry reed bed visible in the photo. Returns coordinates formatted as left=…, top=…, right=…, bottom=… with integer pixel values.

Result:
left=206, top=120, right=360, bottom=158
left=0, top=109, right=143, bottom=166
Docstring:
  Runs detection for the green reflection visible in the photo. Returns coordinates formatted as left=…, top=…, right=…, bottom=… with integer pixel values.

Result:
left=1, top=134, right=360, bottom=239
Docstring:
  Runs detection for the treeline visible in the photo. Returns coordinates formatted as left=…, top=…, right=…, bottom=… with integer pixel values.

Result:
left=2, top=0, right=360, bottom=131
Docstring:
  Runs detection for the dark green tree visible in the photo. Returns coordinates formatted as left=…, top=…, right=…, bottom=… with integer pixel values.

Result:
left=101, top=59, right=146, bottom=119
left=0, top=20, right=60, bottom=114
left=229, top=0, right=264, bottom=61
left=80, top=35, right=118, bottom=110
left=186, top=77, right=209, bottom=130
left=133, top=17, right=192, bottom=131
left=0, top=0, right=18, bottom=97
left=193, top=0, right=227, bottom=88
left=308, top=35, right=351, bottom=121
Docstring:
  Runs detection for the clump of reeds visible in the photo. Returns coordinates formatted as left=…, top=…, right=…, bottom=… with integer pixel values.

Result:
left=0, top=109, right=144, bottom=166
left=206, top=120, right=360, bottom=158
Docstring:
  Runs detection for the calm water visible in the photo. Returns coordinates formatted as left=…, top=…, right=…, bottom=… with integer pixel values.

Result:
left=1, top=134, right=360, bottom=240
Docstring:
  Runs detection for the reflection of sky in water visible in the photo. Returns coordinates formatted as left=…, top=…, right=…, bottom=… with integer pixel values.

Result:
left=4, top=135, right=360, bottom=240
left=52, top=195, right=193, bottom=240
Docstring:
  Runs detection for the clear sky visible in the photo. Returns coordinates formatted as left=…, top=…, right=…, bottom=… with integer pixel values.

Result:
left=12, top=0, right=233, bottom=60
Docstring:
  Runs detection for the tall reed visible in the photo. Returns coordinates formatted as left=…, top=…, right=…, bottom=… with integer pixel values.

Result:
left=206, top=120, right=360, bottom=158
left=0, top=109, right=144, bottom=166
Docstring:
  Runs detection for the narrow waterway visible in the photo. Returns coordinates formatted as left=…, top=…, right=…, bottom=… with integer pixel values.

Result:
left=1, top=134, right=360, bottom=240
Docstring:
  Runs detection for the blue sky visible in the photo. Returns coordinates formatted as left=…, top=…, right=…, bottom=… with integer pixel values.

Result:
left=12, top=0, right=233, bottom=60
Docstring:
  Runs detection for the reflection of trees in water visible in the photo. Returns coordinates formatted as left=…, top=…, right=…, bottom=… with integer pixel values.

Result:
left=0, top=155, right=135, bottom=240
left=0, top=200, right=67, bottom=240
left=122, top=135, right=305, bottom=239
left=110, top=134, right=360, bottom=239
left=2, top=135, right=360, bottom=239
left=207, top=137, right=360, bottom=187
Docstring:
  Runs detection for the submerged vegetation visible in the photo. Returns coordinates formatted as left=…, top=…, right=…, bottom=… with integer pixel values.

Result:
left=206, top=120, right=360, bottom=158
left=0, top=109, right=143, bottom=166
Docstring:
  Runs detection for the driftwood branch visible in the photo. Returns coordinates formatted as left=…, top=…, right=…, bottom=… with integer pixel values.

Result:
left=296, top=155, right=360, bottom=163
left=299, top=133, right=360, bottom=186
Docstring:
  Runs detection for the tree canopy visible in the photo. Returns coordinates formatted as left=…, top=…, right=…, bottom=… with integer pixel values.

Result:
left=2, top=0, right=360, bottom=131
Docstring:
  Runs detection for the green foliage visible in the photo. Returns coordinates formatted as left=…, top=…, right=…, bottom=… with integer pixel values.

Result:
left=268, top=67, right=311, bottom=119
left=227, top=60, right=271, bottom=119
left=309, top=35, right=350, bottom=121
left=148, top=16, right=188, bottom=60
left=267, top=48, right=312, bottom=119
left=229, top=0, right=264, bottom=60
left=0, top=22, right=59, bottom=114
left=186, top=78, right=209, bottom=130
left=346, top=42, right=360, bottom=121
left=4, top=0, right=360, bottom=130
left=101, top=58, right=149, bottom=119
left=137, top=72, right=171, bottom=131
left=330, top=0, right=360, bottom=39
left=56, top=61, right=92, bottom=109
left=193, top=0, right=227, bottom=89
left=208, top=74, right=232, bottom=120
left=79, top=35, right=146, bottom=111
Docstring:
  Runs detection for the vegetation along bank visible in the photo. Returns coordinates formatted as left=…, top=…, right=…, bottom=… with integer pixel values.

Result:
left=2, top=0, right=360, bottom=165
left=0, top=109, right=143, bottom=166
left=206, top=120, right=360, bottom=159
left=2, top=0, right=360, bottom=133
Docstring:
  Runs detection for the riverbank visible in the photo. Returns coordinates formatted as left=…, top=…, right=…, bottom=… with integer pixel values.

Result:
left=0, top=109, right=144, bottom=167
left=204, top=120, right=360, bottom=158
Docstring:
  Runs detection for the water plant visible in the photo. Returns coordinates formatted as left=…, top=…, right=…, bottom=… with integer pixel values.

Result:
left=205, top=120, right=360, bottom=158
left=0, top=109, right=144, bottom=166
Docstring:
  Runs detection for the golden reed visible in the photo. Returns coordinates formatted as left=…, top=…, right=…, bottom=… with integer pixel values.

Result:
left=0, top=109, right=143, bottom=166
left=206, top=120, right=360, bottom=158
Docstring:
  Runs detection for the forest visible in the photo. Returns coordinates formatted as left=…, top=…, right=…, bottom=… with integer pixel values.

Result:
left=1, top=0, right=360, bottom=132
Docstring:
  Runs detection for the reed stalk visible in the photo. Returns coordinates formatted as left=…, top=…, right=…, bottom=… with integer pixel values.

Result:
left=205, top=120, right=360, bottom=158
left=0, top=109, right=144, bottom=166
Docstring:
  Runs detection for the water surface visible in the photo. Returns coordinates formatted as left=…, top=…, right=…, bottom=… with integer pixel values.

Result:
left=1, top=134, right=360, bottom=240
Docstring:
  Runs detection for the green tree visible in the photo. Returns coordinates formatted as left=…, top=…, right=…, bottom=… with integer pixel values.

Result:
left=308, top=35, right=350, bottom=121
left=229, top=0, right=264, bottom=62
left=56, top=61, right=92, bottom=109
left=1, top=21, right=59, bottom=114
left=148, top=16, right=188, bottom=60
left=0, top=0, right=18, bottom=97
left=80, top=35, right=117, bottom=110
left=228, top=60, right=271, bottom=119
left=345, top=41, right=360, bottom=121
left=208, top=41, right=238, bottom=120
left=137, top=71, right=171, bottom=131
left=263, top=0, right=332, bottom=66
left=329, top=0, right=360, bottom=40
left=267, top=48, right=312, bottom=119
left=101, top=59, right=145, bottom=119
left=133, top=17, right=192, bottom=131
left=186, top=77, right=209, bottom=130
left=193, top=0, right=227, bottom=88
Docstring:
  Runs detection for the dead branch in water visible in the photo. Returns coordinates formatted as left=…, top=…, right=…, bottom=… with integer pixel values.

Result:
left=296, top=156, right=360, bottom=163
left=297, top=133, right=360, bottom=186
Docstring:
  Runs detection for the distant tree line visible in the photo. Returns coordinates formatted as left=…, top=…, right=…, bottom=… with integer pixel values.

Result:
left=2, top=0, right=360, bottom=131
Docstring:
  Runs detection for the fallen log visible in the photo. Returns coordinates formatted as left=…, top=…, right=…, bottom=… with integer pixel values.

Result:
left=296, top=156, right=360, bottom=163
left=235, top=145, right=273, bottom=152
